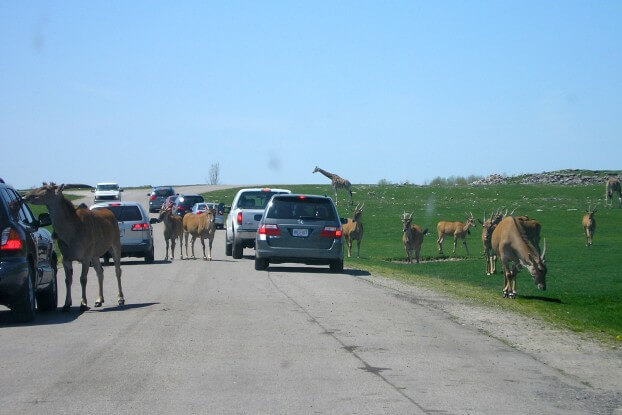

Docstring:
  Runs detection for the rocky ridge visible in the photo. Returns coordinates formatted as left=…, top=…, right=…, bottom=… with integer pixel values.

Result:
left=471, top=170, right=622, bottom=186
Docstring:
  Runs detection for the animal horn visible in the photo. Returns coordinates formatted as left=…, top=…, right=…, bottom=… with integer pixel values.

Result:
left=360, top=202, right=364, bottom=211
left=541, top=238, right=547, bottom=260
left=510, top=207, right=517, bottom=215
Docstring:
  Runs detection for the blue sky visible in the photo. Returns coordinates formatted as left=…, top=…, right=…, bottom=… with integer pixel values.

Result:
left=1, top=1, right=621, bottom=189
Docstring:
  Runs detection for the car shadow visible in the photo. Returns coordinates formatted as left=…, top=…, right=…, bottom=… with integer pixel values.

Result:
left=265, top=266, right=371, bottom=277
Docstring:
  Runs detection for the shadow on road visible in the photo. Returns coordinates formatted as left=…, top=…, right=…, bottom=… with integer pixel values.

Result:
left=266, top=266, right=371, bottom=277
left=88, top=302, right=160, bottom=313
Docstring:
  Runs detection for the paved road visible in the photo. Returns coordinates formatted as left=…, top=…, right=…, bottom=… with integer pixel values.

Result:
left=0, top=187, right=620, bottom=414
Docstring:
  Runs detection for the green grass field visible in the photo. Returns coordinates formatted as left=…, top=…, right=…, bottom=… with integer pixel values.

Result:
left=201, top=183, right=622, bottom=343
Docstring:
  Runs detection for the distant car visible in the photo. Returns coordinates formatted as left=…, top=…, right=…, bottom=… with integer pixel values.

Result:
left=148, top=186, right=176, bottom=213
left=93, top=182, right=123, bottom=203
left=254, top=194, right=344, bottom=272
left=91, top=201, right=156, bottom=263
left=0, top=178, right=58, bottom=321
left=225, top=188, right=291, bottom=259
left=191, top=202, right=225, bottom=229
left=173, top=194, right=205, bottom=217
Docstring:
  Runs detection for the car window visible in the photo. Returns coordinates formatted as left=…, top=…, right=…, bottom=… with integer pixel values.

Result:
left=2, top=188, right=35, bottom=225
left=238, top=191, right=283, bottom=209
left=97, top=184, right=119, bottom=191
left=95, top=206, right=142, bottom=221
left=266, top=198, right=336, bottom=220
left=0, top=188, right=11, bottom=227
left=155, top=188, right=173, bottom=197
left=180, top=196, right=204, bottom=206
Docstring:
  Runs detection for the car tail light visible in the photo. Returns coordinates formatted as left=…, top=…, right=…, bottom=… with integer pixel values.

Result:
left=237, top=212, right=243, bottom=224
left=177, top=206, right=183, bottom=211
left=150, top=195, right=156, bottom=200
left=1, top=228, right=23, bottom=251
left=320, top=226, right=342, bottom=238
left=110, top=203, right=121, bottom=206
left=197, top=211, right=203, bottom=215
left=258, top=224, right=280, bottom=236
left=131, top=223, right=150, bottom=231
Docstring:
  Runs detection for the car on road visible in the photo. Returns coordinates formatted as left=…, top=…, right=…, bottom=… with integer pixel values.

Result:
left=191, top=202, right=225, bottom=228
left=91, top=201, right=157, bottom=263
left=254, top=194, right=344, bottom=272
left=0, top=178, right=58, bottom=321
left=93, top=182, right=123, bottom=203
left=148, top=186, right=176, bottom=213
left=225, top=188, right=291, bottom=259
left=173, top=194, right=204, bottom=217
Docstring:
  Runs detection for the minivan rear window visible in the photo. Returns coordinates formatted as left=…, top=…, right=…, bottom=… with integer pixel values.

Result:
left=95, top=206, right=142, bottom=222
left=154, top=188, right=173, bottom=197
left=179, top=196, right=204, bottom=206
left=266, top=197, right=336, bottom=220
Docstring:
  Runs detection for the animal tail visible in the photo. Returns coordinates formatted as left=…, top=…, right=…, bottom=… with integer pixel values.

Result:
left=422, top=228, right=429, bottom=235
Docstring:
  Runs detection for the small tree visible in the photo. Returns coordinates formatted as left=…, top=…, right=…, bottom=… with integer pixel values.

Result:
left=209, top=162, right=220, bottom=185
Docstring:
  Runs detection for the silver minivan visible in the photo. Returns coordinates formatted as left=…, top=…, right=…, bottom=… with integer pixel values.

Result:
left=91, top=201, right=156, bottom=263
left=254, top=194, right=344, bottom=272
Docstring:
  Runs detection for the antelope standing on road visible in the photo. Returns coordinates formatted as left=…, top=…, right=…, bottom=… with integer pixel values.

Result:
left=402, top=211, right=428, bottom=264
left=436, top=213, right=477, bottom=256
left=159, top=204, right=184, bottom=260
left=582, top=207, right=596, bottom=246
left=183, top=208, right=217, bottom=260
left=342, top=203, right=364, bottom=258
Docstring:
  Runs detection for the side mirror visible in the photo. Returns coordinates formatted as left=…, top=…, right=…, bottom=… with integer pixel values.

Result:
left=91, top=189, right=95, bottom=193
left=340, top=217, right=348, bottom=225
left=149, top=218, right=160, bottom=224
left=38, top=213, right=52, bottom=227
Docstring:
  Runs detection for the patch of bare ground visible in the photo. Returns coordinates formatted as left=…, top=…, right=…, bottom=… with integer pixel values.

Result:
left=358, top=272, right=622, bottom=396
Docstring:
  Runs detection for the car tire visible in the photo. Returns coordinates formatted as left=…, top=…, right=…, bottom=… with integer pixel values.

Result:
left=145, top=247, right=154, bottom=264
left=255, top=257, right=269, bottom=271
left=37, top=255, right=58, bottom=312
left=225, top=241, right=232, bottom=256
left=232, top=236, right=243, bottom=259
left=329, top=259, right=344, bottom=273
left=15, top=265, right=36, bottom=322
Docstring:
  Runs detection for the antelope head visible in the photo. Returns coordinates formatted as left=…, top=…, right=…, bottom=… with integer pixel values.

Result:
left=23, top=182, right=64, bottom=205
left=352, top=203, right=364, bottom=220
left=585, top=205, right=596, bottom=218
left=522, top=238, right=547, bottom=291
left=464, top=212, right=477, bottom=229
left=401, top=211, right=414, bottom=233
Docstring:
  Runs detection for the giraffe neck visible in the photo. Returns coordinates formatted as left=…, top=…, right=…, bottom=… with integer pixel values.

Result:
left=316, top=168, right=335, bottom=180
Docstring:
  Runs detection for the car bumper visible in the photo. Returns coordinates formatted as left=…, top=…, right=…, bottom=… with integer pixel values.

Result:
left=236, top=229, right=257, bottom=240
left=255, top=238, right=343, bottom=263
left=0, top=259, right=28, bottom=306
left=120, top=241, right=153, bottom=256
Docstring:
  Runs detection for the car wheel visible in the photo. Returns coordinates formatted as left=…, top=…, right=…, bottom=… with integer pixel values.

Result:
left=145, top=247, right=155, bottom=264
left=329, top=259, right=344, bottom=273
left=15, top=265, right=36, bottom=322
left=232, top=236, right=243, bottom=259
left=255, top=257, right=269, bottom=271
left=37, top=255, right=58, bottom=312
left=225, top=241, right=232, bottom=256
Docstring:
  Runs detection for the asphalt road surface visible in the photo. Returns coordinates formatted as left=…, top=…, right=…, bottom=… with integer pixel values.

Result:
left=1, top=187, right=620, bottom=414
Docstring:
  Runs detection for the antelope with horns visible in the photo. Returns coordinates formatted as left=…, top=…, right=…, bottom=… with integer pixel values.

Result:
left=582, top=206, right=596, bottom=246
left=23, top=183, right=124, bottom=311
left=436, top=212, right=477, bottom=256
left=605, top=177, right=622, bottom=207
left=158, top=203, right=184, bottom=260
left=491, top=216, right=547, bottom=299
left=342, top=203, right=364, bottom=258
left=478, top=209, right=504, bottom=275
left=402, top=211, right=428, bottom=264
left=182, top=208, right=217, bottom=260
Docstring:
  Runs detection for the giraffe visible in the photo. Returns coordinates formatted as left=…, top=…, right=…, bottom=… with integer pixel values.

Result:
left=313, top=166, right=353, bottom=205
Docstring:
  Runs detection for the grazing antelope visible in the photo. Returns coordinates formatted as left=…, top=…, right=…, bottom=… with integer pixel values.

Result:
left=478, top=210, right=504, bottom=275
left=605, top=177, right=622, bottom=207
left=313, top=166, right=353, bottom=205
left=24, top=183, right=124, bottom=311
left=183, top=208, right=216, bottom=260
left=491, top=216, right=547, bottom=299
left=342, top=203, right=364, bottom=258
left=436, top=212, right=477, bottom=256
left=158, top=204, right=184, bottom=260
left=582, top=207, right=596, bottom=246
left=402, top=211, right=428, bottom=264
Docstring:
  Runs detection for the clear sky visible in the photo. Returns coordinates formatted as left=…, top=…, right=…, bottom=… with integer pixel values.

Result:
left=1, top=1, right=621, bottom=189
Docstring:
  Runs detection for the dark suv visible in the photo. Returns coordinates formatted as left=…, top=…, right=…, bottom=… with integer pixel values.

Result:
left=148, top=186, right=176, bottom=213
left=173, top=194, right=204, bottom=217
left=0, top=179, right=58, bottom=321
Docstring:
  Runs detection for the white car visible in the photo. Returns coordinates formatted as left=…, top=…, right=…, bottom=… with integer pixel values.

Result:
left=93, top=182, right=123, bottom=203
left=191, top=202, right=225, bottom=229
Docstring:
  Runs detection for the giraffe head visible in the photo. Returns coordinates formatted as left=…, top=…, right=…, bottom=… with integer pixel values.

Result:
left=313, top=166, right=319, bottom=174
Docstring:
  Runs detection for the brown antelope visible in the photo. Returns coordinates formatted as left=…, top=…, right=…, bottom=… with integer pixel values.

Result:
left=402, top=211, right=428, bottom=264
left=605, top=177, right=622, bottom=207
left=158, top=204, right=184, bottom=260
left=313, top=166, right=353, bottom=205
left=342, top=203, right=364, bottom=258
left=582, top=206, right=596, bottom=246
left=182, top=208, right=216, bottom=260
left=436, top=212, right=477, bottom=256
left=24, top=183, right=124, bottom=312
left=515, top=216, right=541, bottom=252
left=491, top=216, right=547, bottom=299
left=478, top=209, right=504, bottom=275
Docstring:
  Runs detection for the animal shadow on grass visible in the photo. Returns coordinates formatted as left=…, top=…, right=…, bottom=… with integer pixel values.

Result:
left=519, top=295, right=562, bottom=304
left=0, top=308, right=79, bottom=326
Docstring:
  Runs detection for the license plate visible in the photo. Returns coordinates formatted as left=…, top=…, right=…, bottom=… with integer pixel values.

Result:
left=292, top=228, right=308, bottom=237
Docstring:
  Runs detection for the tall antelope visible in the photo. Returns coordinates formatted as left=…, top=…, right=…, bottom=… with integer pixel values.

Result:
left=183, top=208, right=216, bottom=260
left=605, top=177, right=622, bottom=207
left=491, top=216, right=547, bottom=299
left=436, top=212, right=477, bottom=256
left=402, top=211, right=428, bottom=264
left=313, top=166, right=353, bottom=205
left=582, top=207, right=596, bottom=246
left=24, top=183, right=124, bottom=311
left=478, top=210, right=503, bottom=275
left=158, top=204, right=184, bottom=260
left=342, top=203, right=364, bottom=258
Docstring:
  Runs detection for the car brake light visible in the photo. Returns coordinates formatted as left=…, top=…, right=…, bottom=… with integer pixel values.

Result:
left=177, top=206, right=183, bottom=211
left=131, top=223, right=150, bottom=231
left=237, top=212, right=243, bottom=224
left=298, top=195, right=306, bottom=199
left=320, top=226, right=342, bottom=238
left=1, top=228, right=23, bottom=251
left=110, top=203, right=121, bottom=206
left=258, top=224, right=280, bottom=236
left=197, top=211, right=203, bottom=214
left=262, top=188, right=270, bottom=192
left=150, top=195, right=156, bottom=200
